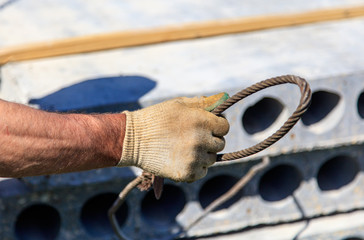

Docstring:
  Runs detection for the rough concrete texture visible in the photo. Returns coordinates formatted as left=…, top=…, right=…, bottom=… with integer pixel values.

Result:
left=1, top=0, right=364, bottom=47
left=2, top=1, right=364, bottom=239
left=202, top=210, right=364, bottom=240
left=183, top=144, right=364, bottom=238
left=2, top=144, right=364, bottom=239
left=2, top=17, right=364, bottom=157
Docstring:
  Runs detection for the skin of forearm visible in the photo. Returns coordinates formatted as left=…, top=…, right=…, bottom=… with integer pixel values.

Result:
left=0, top=99, right=125, bottom=177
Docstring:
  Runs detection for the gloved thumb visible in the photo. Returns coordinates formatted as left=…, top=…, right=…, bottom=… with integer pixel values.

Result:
left=182, top=92, right=229, bottom=110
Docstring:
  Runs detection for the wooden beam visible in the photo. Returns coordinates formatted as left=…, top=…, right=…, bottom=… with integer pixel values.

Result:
left=1, top=5, right=364, bottom=65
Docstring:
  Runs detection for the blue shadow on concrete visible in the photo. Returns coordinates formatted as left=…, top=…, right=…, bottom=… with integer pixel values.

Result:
left=29, top=75, right=157, bottom=113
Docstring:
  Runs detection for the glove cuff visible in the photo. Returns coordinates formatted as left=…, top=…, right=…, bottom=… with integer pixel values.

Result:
left=117, top=111, right=136, bottom=167
left=117, top=108, right=167, bottom=176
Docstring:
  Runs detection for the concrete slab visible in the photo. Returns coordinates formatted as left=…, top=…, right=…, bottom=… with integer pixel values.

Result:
left=1, top=0, right=364, bottom=47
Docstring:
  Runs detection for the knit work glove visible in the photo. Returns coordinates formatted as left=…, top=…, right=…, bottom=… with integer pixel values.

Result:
left=117, top=94, right=229, bottom=182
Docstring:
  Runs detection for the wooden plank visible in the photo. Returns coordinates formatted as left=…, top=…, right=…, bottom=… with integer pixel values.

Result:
left=1, top=5, right=364, bottom=65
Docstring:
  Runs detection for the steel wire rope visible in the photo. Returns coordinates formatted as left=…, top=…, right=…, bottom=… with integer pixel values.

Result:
left=214, top=74, right=311, bottom=161
left=109, top=75, right=312, bottom=240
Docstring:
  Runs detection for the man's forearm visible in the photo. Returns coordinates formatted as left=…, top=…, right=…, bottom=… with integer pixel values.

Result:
left=0, top=99, right=125, bottom=177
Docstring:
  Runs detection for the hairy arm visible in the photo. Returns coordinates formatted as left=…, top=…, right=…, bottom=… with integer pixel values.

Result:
left=0, top=99, right=125, bottom=177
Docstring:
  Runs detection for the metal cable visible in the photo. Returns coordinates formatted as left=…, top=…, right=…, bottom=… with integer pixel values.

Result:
left=213, top=75, right=311, bottom=161
left=108, top=176, right=144, bottom=240
left=180, top=156, right=271, bottom=237
left=110, top=75, right=311, bottom=240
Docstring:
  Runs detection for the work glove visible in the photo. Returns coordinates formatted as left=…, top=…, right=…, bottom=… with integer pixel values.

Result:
left=117, top=94, right=229, bottom=182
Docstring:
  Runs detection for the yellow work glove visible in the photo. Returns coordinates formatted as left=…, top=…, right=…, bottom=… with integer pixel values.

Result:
left=117, top=94, right=229, bottom=182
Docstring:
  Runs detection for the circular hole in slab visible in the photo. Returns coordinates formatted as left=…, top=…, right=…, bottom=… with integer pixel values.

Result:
left=15, top=204, right=61, bottom=240
left=357, top=91, right=364, bottom=119
left=81, top=193, right=128, bottom=237
left=242, top=97, right=284, bottom=135
left=141, top=184, right=186, bottom=229
left=317, top=155, right=359, bottom=192
left=302, top=90, right=341, bottom=126
left=199, top=175, right=244, bottom=212
left=342, top=238, right=363, bottom=240
left=259, top=164, right=302, bottom=202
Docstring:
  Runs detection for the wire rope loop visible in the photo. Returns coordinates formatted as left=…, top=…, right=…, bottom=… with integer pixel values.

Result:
left=213, top=75, right=312, bottom=162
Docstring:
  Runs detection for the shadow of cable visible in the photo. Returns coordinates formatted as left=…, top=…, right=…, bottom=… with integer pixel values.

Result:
left=29, top=75, right=157, bottom=113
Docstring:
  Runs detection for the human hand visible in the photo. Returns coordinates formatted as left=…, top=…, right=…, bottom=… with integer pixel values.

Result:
left=118, top=94, right=229, bottom=182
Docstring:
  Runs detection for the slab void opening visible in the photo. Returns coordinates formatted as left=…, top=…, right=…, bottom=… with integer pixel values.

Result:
left=15, top=204, right=61, bottom=240
left=342, top=237, right=363, bottom=240
left=81, top=193, right=128, bottom=237
left=357, top=91, right=364, bottom=119
left=141, top=184, right=186, bottom=229
left=259, top=164, right=302, bottom=202
left=301, top=90, right=341, bottom=126
left=242, top=97, right=284, bottom=135
left=317, top=155, right=359, bottom=191
left=199, top=175, right=244, bottom=212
